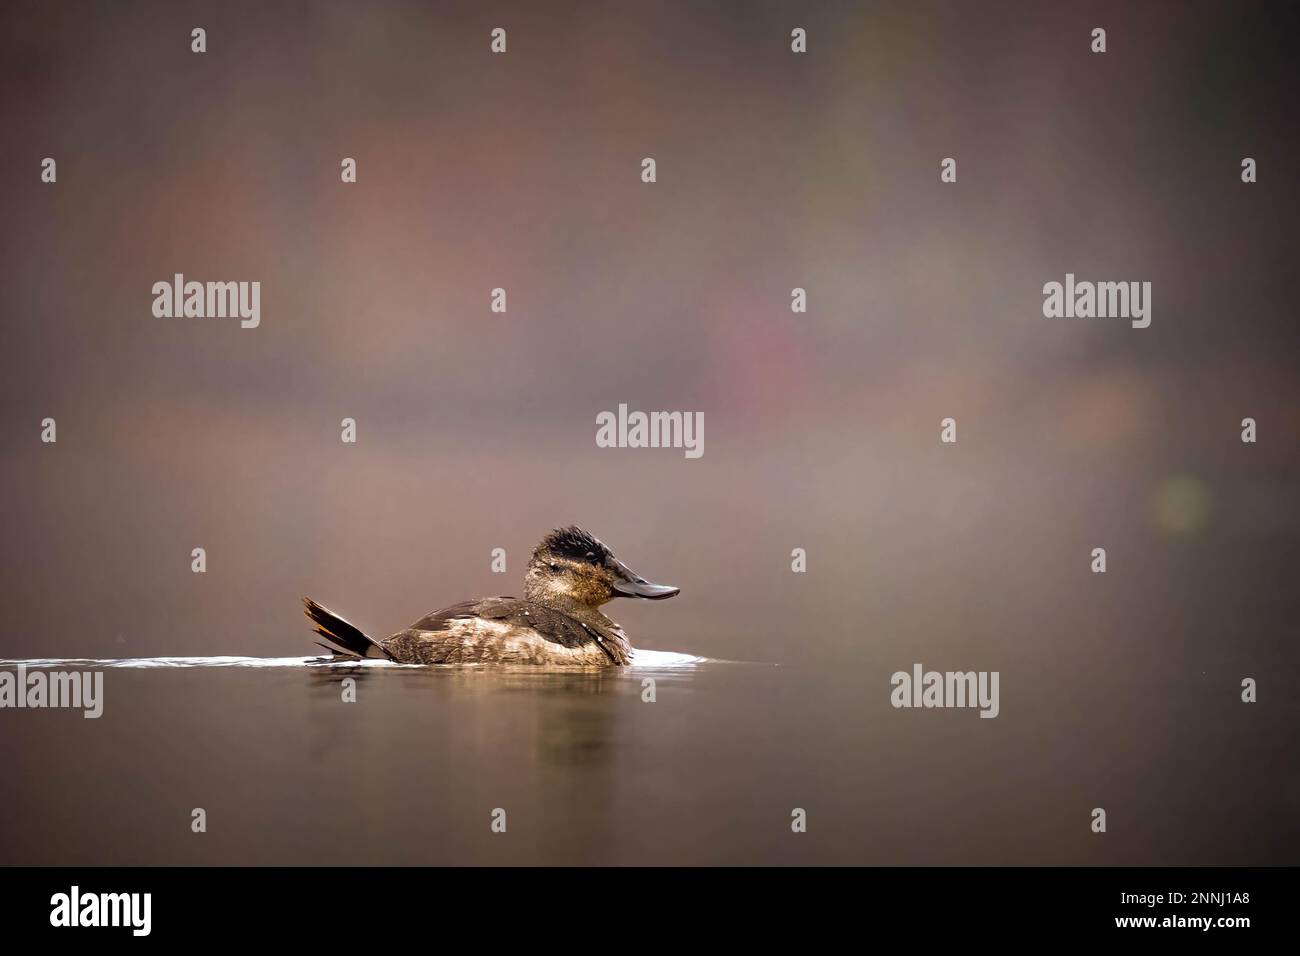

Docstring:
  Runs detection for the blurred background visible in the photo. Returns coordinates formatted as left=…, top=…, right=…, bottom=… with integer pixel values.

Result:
left=0, top=1, right=1296, bottom=864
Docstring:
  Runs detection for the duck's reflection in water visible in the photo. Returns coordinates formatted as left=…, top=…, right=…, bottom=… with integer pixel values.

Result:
left=298, top=659, right=705, bottom=862
left=303, top=660, right=697, bottom=769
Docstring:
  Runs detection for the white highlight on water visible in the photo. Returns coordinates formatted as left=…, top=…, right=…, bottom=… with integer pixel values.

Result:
left=630, top=649, right=707, bottom=667
left=0, top=650, right=707, bottom=669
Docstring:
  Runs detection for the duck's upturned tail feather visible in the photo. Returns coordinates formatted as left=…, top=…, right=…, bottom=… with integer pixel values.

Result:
left=302, top=598, right=391, bottom=660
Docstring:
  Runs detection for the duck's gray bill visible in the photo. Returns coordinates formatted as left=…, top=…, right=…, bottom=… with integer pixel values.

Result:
left=612, top=579, right=681, bottom=600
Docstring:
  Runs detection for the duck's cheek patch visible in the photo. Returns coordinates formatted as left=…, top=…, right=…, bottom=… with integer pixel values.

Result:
left=538, top=576, right=574, bottom=598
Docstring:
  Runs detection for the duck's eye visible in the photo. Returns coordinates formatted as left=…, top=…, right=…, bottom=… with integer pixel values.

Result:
left=549, top=563, right=560, bottom=572
left=585, top=552, right=596, bottom=560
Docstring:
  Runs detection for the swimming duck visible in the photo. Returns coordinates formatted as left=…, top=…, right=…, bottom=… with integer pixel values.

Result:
left=303, top=526, right=679, bottom=665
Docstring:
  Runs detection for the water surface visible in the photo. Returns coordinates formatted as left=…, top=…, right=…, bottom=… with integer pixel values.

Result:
left=0, top=653, right=1293, bottom=865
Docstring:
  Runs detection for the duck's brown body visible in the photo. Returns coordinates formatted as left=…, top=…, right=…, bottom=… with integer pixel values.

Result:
left=303, top=526, right=677, bottom=667
left=382, top=597, right=631, bottom=665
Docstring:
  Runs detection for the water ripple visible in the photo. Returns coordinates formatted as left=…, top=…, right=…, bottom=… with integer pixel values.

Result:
left=0, top=649, right=708, bottom=669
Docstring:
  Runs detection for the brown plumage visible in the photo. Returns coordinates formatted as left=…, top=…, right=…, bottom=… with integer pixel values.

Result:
left=303, top=526, right=679, bottom=666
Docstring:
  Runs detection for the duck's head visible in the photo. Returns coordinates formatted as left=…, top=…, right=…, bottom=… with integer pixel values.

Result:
left=524, top=526, right=680, bottom=610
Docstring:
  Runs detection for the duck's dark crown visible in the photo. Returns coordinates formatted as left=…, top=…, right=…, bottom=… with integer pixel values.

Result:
left=534, top=525, right=613, bottom=564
